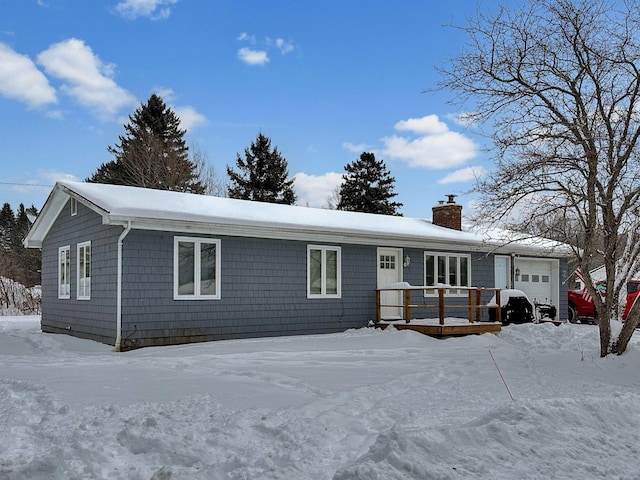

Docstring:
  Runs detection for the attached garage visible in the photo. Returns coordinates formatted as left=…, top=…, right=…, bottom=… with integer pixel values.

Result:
left=514, top=258, right=559, bottom=307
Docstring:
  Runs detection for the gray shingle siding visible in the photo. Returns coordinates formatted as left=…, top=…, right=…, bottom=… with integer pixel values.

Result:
left=120, top=231, right=378, bottom=348
left=39, top=200, right=569, bottom=349
left=40, top=200, right=120, bottom=344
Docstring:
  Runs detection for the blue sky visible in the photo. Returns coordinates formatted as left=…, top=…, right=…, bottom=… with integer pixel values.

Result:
left=0, top=0, right=497, bottom=218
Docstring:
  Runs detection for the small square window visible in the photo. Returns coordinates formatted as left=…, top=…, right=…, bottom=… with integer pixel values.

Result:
left=379, top=255, right=396, bottom=269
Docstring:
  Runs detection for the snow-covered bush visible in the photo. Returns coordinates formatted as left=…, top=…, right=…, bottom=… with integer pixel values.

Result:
left=0, top=277, right=41, bottom=315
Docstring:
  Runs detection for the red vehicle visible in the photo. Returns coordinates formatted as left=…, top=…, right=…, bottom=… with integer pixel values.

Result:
left=568, top=280, right=640, bottom=323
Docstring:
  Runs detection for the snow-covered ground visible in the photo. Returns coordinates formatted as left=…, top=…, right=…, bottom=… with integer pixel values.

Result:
left=2, top=317, right=640, bottom=479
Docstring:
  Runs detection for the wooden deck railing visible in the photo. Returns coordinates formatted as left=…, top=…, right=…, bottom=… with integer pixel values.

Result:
left=376, top=286, right=501, bottom=325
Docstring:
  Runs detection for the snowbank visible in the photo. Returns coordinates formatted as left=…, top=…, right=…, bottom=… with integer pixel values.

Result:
left=2, top=316, right=640, bottom=479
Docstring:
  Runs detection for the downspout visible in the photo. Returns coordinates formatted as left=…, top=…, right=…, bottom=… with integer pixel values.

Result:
left=113, top=221, right=132, bottom=352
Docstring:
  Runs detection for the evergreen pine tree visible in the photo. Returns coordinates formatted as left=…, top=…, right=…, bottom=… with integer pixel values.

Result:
left=227, top=132, right=296, bottom=204
left=13, top=204, right=41, bottom=286
left=87, top=94, right=205, bottom=194
left=0, top=203, right=16, bottom=252
left=337, top=152, right=402, bottom=215
left=0, top=203, right=41, bottom=286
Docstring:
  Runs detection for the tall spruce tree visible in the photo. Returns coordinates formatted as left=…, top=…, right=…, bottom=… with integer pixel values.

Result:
left=13, top=204, right=40, bottom=287
left=0, top=203, right=15, bottom=252
left=87, top=94, right=204, bottom=194
left=227, top=132, right=296, bottom=204
left=337, top=152, right=402, bottom=215
left=0, top=203, right=40, bottom=286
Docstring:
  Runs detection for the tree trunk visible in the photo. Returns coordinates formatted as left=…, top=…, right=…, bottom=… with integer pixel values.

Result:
left=598, top=314, right=611, bottom=357
left=612, top=299, right=640, bottom=355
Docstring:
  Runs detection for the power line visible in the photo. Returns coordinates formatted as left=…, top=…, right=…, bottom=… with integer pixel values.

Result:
left=0, top=182, right=53, bottom=188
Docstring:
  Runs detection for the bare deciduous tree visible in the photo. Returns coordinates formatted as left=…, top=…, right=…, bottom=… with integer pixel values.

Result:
left=325, top=184, right=342, bottom=210
left=440, top=0, right=640, bottom=355
left=191, top=144, right=228, bottom=197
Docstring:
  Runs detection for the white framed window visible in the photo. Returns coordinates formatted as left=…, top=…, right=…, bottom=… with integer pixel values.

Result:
left=70, top=198, right=77, bottom=216
left=424, top=252, right=470, bottom=296
left=174, top=236, right=221, bottom=300
left=58, top=245, right=70, bottom=299
left=379, top=255, right=396, bottom=270
left=77, top=241, right=91, bottom=300
left=307, top=245, right=341, bottom=298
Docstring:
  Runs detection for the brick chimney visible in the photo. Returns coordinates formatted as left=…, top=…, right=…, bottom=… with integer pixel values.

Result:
left=432, top=194, right=462, bottom=230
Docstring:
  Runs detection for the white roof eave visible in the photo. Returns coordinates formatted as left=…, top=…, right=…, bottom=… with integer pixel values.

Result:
left=106, top=214, right=569, bottom=256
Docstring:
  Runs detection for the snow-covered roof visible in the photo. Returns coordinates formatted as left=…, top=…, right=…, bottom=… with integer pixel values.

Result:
left=24, top=181, right=571, bottom=256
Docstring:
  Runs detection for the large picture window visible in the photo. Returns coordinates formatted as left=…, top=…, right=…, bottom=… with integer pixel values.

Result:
left=174, top=237, right=221, bottom=300
left=77, top=241, right=91, bottom=300
left=307, top=245, right=341, bottom=298
left=424, top=252, right=470, bottom=296
left=58, top=245, right=70, bottom=299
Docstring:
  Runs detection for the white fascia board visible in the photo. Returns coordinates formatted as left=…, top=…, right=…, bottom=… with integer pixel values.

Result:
left=107, top=215, right=481, bottom=249
left=25, top=184, right=113, bottom=248
left=23, top=188, right=68, bottom=248
left=107, top=215, right=569, bottom=257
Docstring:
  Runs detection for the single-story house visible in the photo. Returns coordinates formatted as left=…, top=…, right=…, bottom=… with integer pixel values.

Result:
left=24, top=181, right=571, bottom=350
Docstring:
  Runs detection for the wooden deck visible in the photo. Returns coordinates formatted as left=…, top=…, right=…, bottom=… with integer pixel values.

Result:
left=375, top=286, right=503, bottom=337
left=375, top=320, right=502, bottom=337
left=376, top=286, right=503, bottom=324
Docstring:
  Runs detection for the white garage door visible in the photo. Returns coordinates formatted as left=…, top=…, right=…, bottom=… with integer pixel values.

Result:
left=514, top=258, right=557, bottom=305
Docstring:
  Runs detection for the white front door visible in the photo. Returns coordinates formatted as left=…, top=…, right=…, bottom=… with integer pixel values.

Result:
left=377, top=248, right=403, bottom=319
left=494, top=255, right=511, bottom=290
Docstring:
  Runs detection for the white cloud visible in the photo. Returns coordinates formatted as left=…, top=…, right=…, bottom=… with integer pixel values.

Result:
left=238, top=47, right=269, bottom=66
left=44, top=109, right=64, bottom=119
left=173, top=105, right=206, bottom=131
left=237, top=32, right=255, bottom=43
left=115, top=0, right=178, bottom=20
left=237, top=34, right=295, bottom=65
left=275, top=38, right=295, bottom=54
left=148, top=88, right=206, bottom=131
left=342, top=142, right=374, bottom=154
left=38, top=170, right=80, bottom=184
left=0, top=43, right=57, bottom=108
left=438, top=166, right=486, bottom=184
left=394, top=115, right=449, bottom=135
left=294, top=172, right=343, bottom=208
left=37, top=38, right=136, bottom=120
left=382, top=114, right=477, bottom=169
left=153, top=87, right=175, bottom=103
